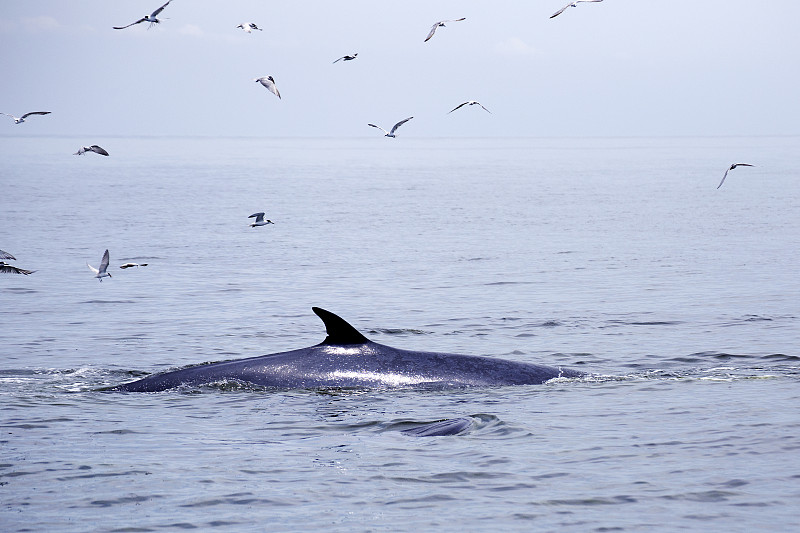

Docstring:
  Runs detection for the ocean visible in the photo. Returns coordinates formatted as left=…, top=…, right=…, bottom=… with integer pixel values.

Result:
left=1, top=135, right=799, bottom=532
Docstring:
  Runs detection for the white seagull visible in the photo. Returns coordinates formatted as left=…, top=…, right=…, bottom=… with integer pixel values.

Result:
left=254, top=76, right=281, bottom=99
left=367, top=117, right=414, bottom=138
left=449, top=101, right=491, bottom=114
left=74, top=145, right=110, bottom=156
left=0, top=250, right=34, bottom=275
left=717, top=163, right=755, bottom=189
left=237, top=22, right=262, bottom=33
left=249, top=212, right=274, bottom=227
left=425, top=18, right=466, bottom=42
left=550, top=0, right=604, bottom=19
left=119, top=262, right=148, bottom=269
left=113, top=0, right=173, bottom=30
left=1, top=111, right=51, bottom=124
left=87, top=249, right=112, bottom=282
left=333, top=53, right=358, bottom=64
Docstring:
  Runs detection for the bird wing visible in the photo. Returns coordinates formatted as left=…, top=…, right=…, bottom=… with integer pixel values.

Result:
left=261, top=79, right=280, bottom=99
left=479, top=103, right=492, bottom=113
left=99, top=249, right=110, bottom=273
left=735, top=163, right=754, bottom=168
left=20, top=111, right=51, bottom=119
left=87, top=263, right=99, bottom=275
left=717, top=168, right=731, bottom=189
left=0, top=249, right=17, bottom=260
left=333, top=57, right=344, bottom=64
left=368, top=124, right=389, bottom=135
left=448, top=102, right=468, bottom=113
left=389, top=117, right=414, bottom=134
left=114, top=18, right=147, bottom=29
left=90, top=145, right=110, bottom=156
left=0, top=263, right=34, bottom=275
left=424, top=23, right=440, bottom=42
left=550, top=4, right=570, bottom=18
left=249, top=212, right=265, bottom=222
left=151, top=0, right=172, bottom=17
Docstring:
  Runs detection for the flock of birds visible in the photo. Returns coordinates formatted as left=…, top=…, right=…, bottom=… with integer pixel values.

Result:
left=2, top=1, right=758, bottom=278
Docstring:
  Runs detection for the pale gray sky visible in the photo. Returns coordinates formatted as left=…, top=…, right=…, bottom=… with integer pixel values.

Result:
left=1, top=0, right=798, bottom=137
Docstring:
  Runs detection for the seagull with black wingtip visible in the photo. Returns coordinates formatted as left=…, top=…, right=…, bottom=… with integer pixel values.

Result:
left=87, top=249, right=112, bottom=282
left=74, top=145, right=109, bottom=156
left=424, top=17, right=466, bottom=42
left=333, top=53, right=358, bottom=64
left=114, top=0, right=174, bottom=30
left=249, top=213, right=274, bottom=227
left=254, top=76, right=281, bottom=99
left=368, top=117, right=414, bottom=138
left=550, top=0, right=604, bottom=19
left=1, top=111, right=51, bottom=124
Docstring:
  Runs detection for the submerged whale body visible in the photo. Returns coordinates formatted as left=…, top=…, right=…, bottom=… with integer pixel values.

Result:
left=111, top=307, right=582, bottom=392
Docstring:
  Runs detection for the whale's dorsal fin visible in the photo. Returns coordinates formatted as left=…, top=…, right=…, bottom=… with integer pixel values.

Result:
left=312, top=307, right=370, bottom=345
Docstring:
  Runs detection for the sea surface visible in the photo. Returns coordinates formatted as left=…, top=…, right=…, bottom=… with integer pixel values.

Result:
left=1, top=135, right=799, bottom=532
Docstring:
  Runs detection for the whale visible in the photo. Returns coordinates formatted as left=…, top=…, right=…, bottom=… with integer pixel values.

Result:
left=110, top=307, right=582, bottom=392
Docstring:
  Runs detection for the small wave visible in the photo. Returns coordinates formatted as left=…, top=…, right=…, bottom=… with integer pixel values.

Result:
left=370, top=328, right=430, bottom=336
left=484, top=281, right=537, bottom=286
left=80, top=300, right=136, bottom=304
left=2, top=287, right=38, bottom=294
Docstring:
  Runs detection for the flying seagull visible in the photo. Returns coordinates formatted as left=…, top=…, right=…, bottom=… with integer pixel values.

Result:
left=249, top=212, right=274, bottom=227
left=74, top=145, right=109, bottom=156
left=333, top=53, right=358, bottom=64
left=448, top=101, right=492, bottom=114
left=1, top=111, right=51, bottom=124
left=0, top=250, right=34, bottom=275
left=424, top=18, right=466, bottom=42
left=550, top=0, right=604, bottom=19
left=87, top=249, right=112, bottom=282
left=119, top=262, right=148, bottom=269
left=717, top=163, right=755, bottom=189
left=254, top=76, right=281, bottom=99
left=113, top=0, right=173, bottom=30
left=237, top=22, right=262, bottom=33
left=368, top=117, right=414, bottom=138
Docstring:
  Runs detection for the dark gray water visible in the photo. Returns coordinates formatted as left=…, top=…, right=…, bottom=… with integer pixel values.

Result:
left=2, top=136, right=799, bottom=532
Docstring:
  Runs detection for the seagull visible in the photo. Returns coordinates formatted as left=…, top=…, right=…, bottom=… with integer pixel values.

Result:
left=550, top=0, right=604, bottom=19
left=237, top=22, right=262, bottom=33
left=254, top=76, right=281, bottom=99
left=113, top=0, right=173, bottom=30
left=1, top=111, right=51, bottom=124
left=0, top=251, right=34, bottom=275
left=249, top=212, right=274, bottom=227
left=717, top=163, right=755, bottom=189
left=367, top=117, right=414, bottom=138
left=448, top=101, right=492, bottom=114
left=333, top=53, right=358, bottom=64
left=74, top=145, right=109, bottom=156
left=119, top=262, right=148, bottom=269
left=424, top=18, right=466, bottom=42
left=87, top=249, right=112, bottom=282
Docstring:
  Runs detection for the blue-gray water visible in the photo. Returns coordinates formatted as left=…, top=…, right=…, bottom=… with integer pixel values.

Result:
left=1, top=135, right=799, bottom=532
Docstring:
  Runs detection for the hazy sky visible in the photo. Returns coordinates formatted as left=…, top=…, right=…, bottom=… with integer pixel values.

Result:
left=1, top=1, right=798, bottom=138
